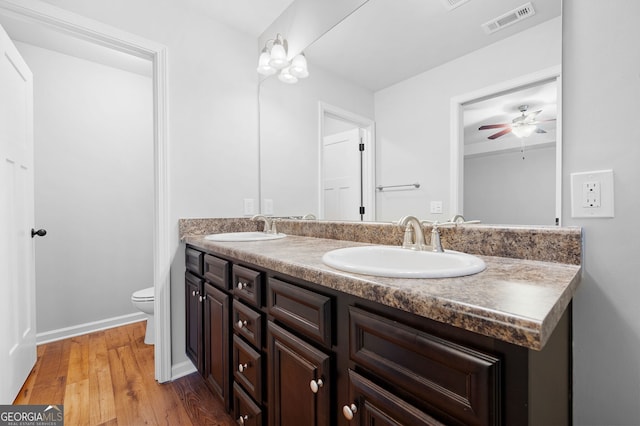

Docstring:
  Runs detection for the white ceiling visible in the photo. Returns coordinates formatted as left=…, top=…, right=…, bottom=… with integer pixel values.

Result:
left=306, top=0, right=561, bottom=92
left=181, top=0, right=295, bottom=37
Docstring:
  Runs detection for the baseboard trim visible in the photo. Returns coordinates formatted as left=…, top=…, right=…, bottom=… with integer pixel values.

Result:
left=171, top=360, right=197, bottom=380
left=36, top=312, right=147, bottom=345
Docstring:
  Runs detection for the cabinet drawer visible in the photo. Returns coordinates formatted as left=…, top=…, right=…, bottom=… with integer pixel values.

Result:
left=233, top=265, right=262, bottom=307
left=185, top=247, right=204, bottom=276
left=346, top=369, right=445, bottom=426
left=204, top=254, right=230, bottom=290
left=233, top=335, right=262, bottom=403
left=349, top=306, right=501, bottom=426
left=267, top=277, right=332, bottom=347
left=233, top=382, right=262, bottom=426
left=233, top=301, right=263, bottom=348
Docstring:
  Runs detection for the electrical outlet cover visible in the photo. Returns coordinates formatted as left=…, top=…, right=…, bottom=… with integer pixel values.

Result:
left=571, top=170, right=614, bottom=218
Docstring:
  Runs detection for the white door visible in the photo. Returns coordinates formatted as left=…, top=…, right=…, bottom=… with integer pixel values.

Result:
left=0, top=24, right=37, bottom=404
left=322, top=128, right=362, bottom=221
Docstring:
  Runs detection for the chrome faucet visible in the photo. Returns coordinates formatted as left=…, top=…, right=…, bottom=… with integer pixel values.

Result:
left=251, top=214, right=277, bottom=234
left=429, top=222, right=444, bottom=253
left=450, top=214, right=466, bottom=223
left=398, top=215, right=427, bottom=251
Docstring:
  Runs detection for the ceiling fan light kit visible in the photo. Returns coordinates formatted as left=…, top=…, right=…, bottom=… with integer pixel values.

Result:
left=478, top=104, right=554, bottom=140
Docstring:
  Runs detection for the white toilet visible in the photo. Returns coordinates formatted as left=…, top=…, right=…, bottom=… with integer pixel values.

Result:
left=131, top=287, right=155, bottom=345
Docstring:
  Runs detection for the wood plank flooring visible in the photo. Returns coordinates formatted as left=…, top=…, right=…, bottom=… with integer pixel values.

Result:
left=13, top=321, right=235, bottom=426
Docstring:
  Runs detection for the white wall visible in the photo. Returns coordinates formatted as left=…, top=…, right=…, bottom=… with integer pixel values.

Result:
left=464, top=145, right=556, bottom=225
left=564, top=1, right=640, bottom=424
left=40, top=0, right=261, bottom=367
left=16, top=42, right=153, bottom=334
left=259, top=0, right=367, bottom=57
left=374, top=17, right=561, bottom=222
left=259, top=63, right=374, bottom=216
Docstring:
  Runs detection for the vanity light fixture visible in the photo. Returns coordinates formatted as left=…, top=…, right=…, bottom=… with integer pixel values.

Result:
left=257, top=33, right=309, bottom=84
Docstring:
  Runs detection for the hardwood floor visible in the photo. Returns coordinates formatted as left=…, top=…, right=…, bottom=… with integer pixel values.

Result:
left=13, top=321, right=235, bottom=426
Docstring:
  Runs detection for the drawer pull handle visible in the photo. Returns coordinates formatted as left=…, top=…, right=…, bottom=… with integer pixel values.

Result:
left=238, top=414, right=249, bottom=424
left=237, top=282, right=248, bottom=290
left=342, top=403, right=358, bottom=421
left=309, top=378, right=324, bottom=393
left=238, top=363, right=249, bottom=373
left=237, top=319, right=247, bottom=329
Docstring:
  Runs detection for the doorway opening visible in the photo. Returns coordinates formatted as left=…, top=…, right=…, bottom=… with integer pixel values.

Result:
left=450, top=66, right=562, bottom=226
left=0, top=2, right=171, bottom=382
left=318, top=102, right=375, bottom=221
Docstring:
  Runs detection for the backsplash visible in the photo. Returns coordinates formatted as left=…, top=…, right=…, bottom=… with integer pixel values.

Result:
left=179, top=218, right=581, bottom=265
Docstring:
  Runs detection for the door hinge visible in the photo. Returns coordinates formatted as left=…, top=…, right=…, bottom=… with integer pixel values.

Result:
left=359, top=206, right=365, bottom=215
left=359, top=139, right=365, bottom=152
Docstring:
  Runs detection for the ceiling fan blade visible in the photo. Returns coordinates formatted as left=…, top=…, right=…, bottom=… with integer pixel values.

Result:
left=488, top=128, right=512, bottom=139
left=538, top=118, right=557, bottom=122
left=535, top=128, right=547, bottom=134
left=479, top=123, right=510, bottom=130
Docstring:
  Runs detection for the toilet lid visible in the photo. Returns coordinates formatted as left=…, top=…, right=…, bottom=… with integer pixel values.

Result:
left=132, top=287, right=154, bottom=301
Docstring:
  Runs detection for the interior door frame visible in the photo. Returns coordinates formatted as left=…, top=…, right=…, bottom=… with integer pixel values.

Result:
left=318, top=102, right=375, bottom=221
left=0, top=0, right=172, bottom=382
left=449, top=65, right=562, bottom=225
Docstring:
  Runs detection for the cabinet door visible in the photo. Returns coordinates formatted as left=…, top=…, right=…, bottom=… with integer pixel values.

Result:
left=344, top=370, right=445, bottom=426
left=267, top=322, right=331, bottom=426
left=203, top=283, right=231, bottom=411
left=185, top=272, right=203, bottom=372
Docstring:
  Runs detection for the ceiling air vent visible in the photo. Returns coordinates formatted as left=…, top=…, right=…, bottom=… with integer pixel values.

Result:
left=439, top=0, right=470, bottom=11
left=481, top=2, right=536, bottom=34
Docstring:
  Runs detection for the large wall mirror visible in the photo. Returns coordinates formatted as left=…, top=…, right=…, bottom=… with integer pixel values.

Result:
left=259, top=0, right=561, bottom=224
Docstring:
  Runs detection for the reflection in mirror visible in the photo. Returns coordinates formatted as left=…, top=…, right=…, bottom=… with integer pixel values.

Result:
left=259, top=0, right=561, bottom=224
left=463, top=78, right=558, bottom=225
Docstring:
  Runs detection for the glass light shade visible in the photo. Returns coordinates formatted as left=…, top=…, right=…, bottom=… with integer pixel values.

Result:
left=256, top=51, right=276, bottom=76
left=278, top=67, right=298, bottom=84
left=511, top=124, right=536, bottom=138
left=289, top=54, right=309, bottom=78
left=268, top=43, right=289, bottom=69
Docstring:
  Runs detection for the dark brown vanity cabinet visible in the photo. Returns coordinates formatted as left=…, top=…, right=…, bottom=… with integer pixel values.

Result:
left=266, top=277, right=333, bottom=426
left=185, top=270, right=203, bottom=372
left=345, top=306, right=502, bottom=426
left=184, top=247, right=232, bottom=411
left=231, top=264, right=267, bottom=425
left=185, top=245, right=569, bottom=426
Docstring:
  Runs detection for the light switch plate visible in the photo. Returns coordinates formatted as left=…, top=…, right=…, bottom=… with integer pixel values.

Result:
left=263, top=199, right=274, bottom=215
left=571, top=170, right=614, bottom=218
left=243, top=198, right=255, bottom=215
left=430, top=201, right=443, bottom=214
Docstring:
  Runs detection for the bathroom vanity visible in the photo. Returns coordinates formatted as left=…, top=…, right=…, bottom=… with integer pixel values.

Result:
left=180, top=218, right=581, bottom=426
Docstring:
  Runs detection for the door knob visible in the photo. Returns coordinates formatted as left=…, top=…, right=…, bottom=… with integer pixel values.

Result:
left=31, top=228, right=47, bottom=238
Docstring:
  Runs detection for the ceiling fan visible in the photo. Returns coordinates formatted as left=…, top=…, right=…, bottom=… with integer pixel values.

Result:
left=478, top=105, right=555, bottom=139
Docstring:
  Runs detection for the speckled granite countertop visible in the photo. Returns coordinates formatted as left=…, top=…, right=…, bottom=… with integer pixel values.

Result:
left=180, top=218, right=582, bottom=351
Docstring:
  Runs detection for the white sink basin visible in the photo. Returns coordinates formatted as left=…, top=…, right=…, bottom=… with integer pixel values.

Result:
left=204, top=232, right=286, bottom=242
left=322, top=245, right=486, bottom=278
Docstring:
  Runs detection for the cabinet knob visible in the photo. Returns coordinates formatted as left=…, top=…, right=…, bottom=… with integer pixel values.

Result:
left=237, top=282, right=248, bottom=290
left=192, top=290, right=199, bottom=297
left=238, top=414, right=249, bottom=425
left=238, top=363, right=249, bottom=373
left=237, top=319, right=247, bottom=329
left=199, top=295, right=206, bottom=302
left=309, top=378, right=324, bottom=393
left=342, top=403, right=358, bottom=421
